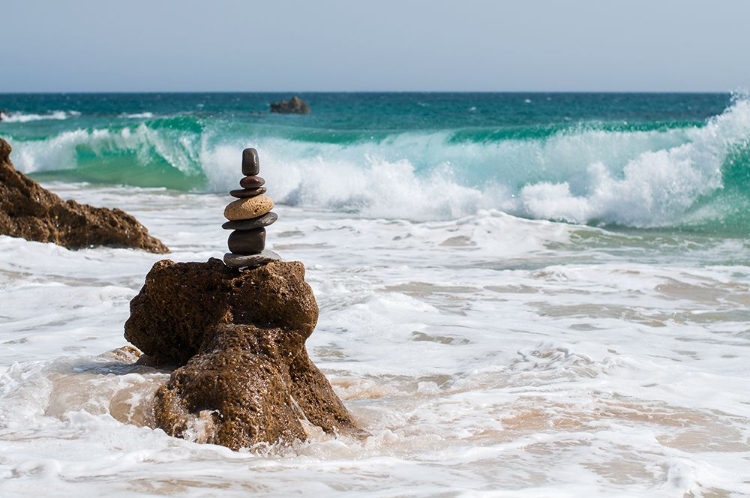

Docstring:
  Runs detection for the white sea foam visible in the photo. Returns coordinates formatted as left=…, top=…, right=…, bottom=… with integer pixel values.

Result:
left=516, top=98, right=750, bottom=226
left=7, top=97, right=750, bottom=228
left=1, top=185, right=749, bottom=496
left=8, top=124, right=202, bottom=177
left=8, top=129, right=91, bottom=172
left=201, top=98, right=750, bottom=226
left=0, top=110, right=78, bottom=123
left=120, top=112, right=155, bottom=119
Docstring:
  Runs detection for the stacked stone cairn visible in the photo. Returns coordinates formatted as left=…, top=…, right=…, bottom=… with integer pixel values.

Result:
left=222, top=148, right=281, bottom=269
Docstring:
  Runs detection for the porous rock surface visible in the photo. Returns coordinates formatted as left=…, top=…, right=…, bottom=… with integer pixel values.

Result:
left=0, top=138, right=168, bottom=253
left=124, top=258, right=355, bottom=449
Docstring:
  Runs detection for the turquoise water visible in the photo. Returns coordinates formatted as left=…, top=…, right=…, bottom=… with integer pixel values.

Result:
left=2, top=92, right=750, bottom=233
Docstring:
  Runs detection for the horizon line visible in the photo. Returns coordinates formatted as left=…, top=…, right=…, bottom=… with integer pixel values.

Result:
left=0, top=89, right=737, bottom=95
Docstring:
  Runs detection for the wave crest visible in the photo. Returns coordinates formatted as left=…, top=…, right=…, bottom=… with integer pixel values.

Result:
left=0, top=110, right=79, bottom=123
left=6, top=97, right=750, bottom=229
left=515, top=98, right=750, bottom=226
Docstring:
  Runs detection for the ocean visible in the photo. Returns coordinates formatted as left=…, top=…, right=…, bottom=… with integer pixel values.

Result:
left=1, top=93, right=749, bottom=496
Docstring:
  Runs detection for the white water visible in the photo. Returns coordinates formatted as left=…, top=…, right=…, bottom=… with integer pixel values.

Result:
left=6, top=97, right=750, bottom=229
left=1, top=184, right=750, bottom=497
left=0, top=110, right=79, bottom=123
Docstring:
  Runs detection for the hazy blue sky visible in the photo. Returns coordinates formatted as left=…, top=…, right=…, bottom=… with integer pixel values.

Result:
left=2, top=0, right=749, bottom=92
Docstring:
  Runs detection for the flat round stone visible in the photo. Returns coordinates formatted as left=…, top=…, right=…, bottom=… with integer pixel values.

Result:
left=240, top=175, right=265, bottom=189
left=222, top=212, right=278, bottom=230
left=229, top=186, right=267, bottom=199
left=224, top=195, right=274, bottom=221
left=242, top=148, right=260, bottom=176
left=228, top=228, right=266, bottom=254
left=224, top=250, right=281, bottom=269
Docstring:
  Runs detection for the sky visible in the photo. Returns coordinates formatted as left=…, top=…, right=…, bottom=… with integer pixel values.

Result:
left=2, top=0, right=749, bottom=93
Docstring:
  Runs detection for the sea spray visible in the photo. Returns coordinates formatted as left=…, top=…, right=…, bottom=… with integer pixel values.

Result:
left=1, top=184, right=750, bottom=495
left=0, top=110, right=79, bottom=123
left=516, top=97, right=750, bottom=227
left=4, top=92, right=749, bottom=232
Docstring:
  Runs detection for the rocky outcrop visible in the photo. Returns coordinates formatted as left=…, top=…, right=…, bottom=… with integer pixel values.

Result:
left=0, top=138, right=168, bottom=253
left=124, top=258, right=355, bottom=449
left=270, top=96, right=311, bottom=114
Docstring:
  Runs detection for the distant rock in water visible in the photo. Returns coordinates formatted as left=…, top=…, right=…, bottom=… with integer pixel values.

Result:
left=269, top=96, right=311, bottom=114
left=124, top=258, right=356, bottom=449
left=0, top=138, right=168, bottom=253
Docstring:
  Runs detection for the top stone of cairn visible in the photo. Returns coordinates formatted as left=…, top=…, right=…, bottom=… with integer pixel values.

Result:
left=242, top=148, right=260, bottom=176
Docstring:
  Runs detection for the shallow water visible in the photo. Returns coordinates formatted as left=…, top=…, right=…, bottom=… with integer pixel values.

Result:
left=1, top=184, right=749, bottom=497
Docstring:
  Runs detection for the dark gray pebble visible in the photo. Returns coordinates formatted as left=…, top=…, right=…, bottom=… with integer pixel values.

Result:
left=242, top=148, right=260, bottom=176
left=228, top=228, right=266, bottom=254
left=229, top=186, right=267, bottom=199
left=240, top=175, right=265, bottom=189
left=224, top=250, right=281, bottom=269
left=222, top=212, right=277, bottom=230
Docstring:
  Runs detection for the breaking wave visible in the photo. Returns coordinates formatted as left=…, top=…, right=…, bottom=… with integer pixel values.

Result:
left=4, top=96, right=750, bottom=231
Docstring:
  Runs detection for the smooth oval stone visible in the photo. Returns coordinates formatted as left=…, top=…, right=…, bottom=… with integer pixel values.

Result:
left=229, top=186, right=267, bottom=199
left=224, top=195, right=274, bottom=221
left=240, top=175, right=265, bottom=189
left=228, top=228, right=266, bottom=254
left=222, top=212, right=278, bottom=230
left=224, top=250, right=281, bottom=269
left=242, top=148, right=260, bottom=176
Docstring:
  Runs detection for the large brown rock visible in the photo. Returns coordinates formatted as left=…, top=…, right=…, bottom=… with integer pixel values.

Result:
left=0, top=138, right=168, bottom=253
left=125, top=258, right=355, bottom=450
